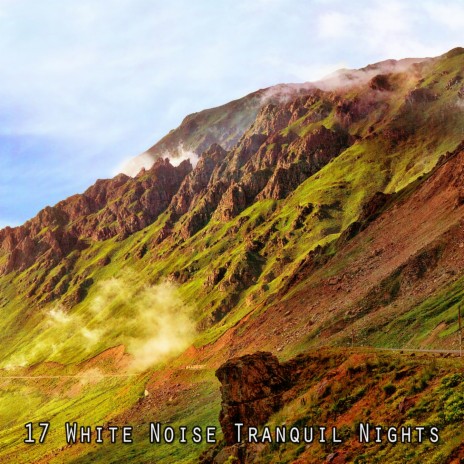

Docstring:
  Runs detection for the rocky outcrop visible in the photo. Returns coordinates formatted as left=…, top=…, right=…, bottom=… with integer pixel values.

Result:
left=339, top=191, right=391, bottom=244
left=213, top=183, right=248, bottom=222
left=405, top=88, right=438, bottom=104
left=369, top=74, right=393, bottom=91
left=215, top=352, right=292, bottom=446
left=247, top=103, right=293, bottom=136
left=178, top=180, right=229, bottom=239
left=209, top=124, right=350, bottom=222
left=446, top=75, right=462, bottom=90
left=218, top=252, right=264, bottom=294
left=204, top=267, right=227, bottom=288
left=257, top=127, right=350, bottom=201
left=169, top=144, right=227, bottom=216
left=0, top=158, right=192, bottom=275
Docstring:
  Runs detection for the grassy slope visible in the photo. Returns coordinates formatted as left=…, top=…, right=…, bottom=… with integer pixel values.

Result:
left=252, top=350, right=464, bottom=464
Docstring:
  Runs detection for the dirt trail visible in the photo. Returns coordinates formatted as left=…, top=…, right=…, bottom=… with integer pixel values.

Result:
left=0, top=346, right=460, bottom=382
left=0, top=373, right=137, bottom=379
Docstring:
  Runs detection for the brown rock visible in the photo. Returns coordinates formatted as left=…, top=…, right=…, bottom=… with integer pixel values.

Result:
left=405, top=88, right=437, bottom=104
left=0, top=158, right=192, bottom=275
left=369, top=74, right=393, bottom=91
left=216, top=352, right=292, bottom=445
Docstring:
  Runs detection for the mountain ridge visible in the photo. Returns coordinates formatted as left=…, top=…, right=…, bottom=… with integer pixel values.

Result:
left=2, top=47, right=464, bottom=463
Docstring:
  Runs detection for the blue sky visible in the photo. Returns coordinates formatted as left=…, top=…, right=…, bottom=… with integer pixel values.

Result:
left=1, top=0, right=463, bottom=227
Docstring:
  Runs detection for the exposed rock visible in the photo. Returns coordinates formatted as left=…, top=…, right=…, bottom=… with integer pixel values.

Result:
left=339, top=192, right=390, bottom=244
left=179, top=180, right=229, bottom=239
left=277, top=244, right=331, bottom=297
left=369, top=74, right=393, bottom=91
left=213, top=183, right=248, bottom=222
left=291, top=203, right=314, bottom=229
left=167, top=269, right=190, bottom=284
left=65, top=277, right=94, bottom=305
left=446, top=75, right=462, bottom=90
left=169, top=144, right=227, bottom=216
left=204, top=267, right=227, bottom=288
left=218, top=252, right=264, bottom=293
left=258, top=164, right=308, bottom=200
left=248, top=103, right=294, bottom=136
left=216, top=352, right=291, bottom=445
left=335, top=97, right=374, bottom=126
left=224, top=133, right=268, bottom=175
left=97, top=255, right=111, bottom=267
left=0, top=158, right=191, bottom=275
left=210, top=293, right=240, bottom=324
left=257, top=127, right=349, bottom=201
left=405, top=88, right=438, bottom=104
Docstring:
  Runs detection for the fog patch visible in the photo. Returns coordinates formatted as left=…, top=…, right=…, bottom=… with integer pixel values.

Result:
left=168, top=143, right=199, bottom=168
left=2, top=275, right=196, bottom=372
left=116, top=152, right=155, bottom=177
left=126, top=282, right=196, bottom=371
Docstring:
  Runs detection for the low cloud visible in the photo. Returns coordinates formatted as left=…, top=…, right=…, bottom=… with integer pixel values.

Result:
left=168, top=143, right=199, bottom=168
left=118, top=143, right=199, bottom=177
left=261, top=83, right=315, bottom=105
left=126, top=282, right=196, bottom=371
left=115, top=152, right=155, bottom=177
left=47, top=307, right=72, bottom=325
left=2, top=275, right=196, bottom=372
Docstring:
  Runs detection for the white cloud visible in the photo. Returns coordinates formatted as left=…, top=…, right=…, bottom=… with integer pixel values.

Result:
left=169, top=144, right=199, bottom=168
left=315, top=0, right=457, bottom=60
left=115, top=152, right=154, bottom=177
left=424, top=2, right=464, bottom=31
left=317, top=11, right=353, bottom=39
left=47, top=307, right=72, bottom=325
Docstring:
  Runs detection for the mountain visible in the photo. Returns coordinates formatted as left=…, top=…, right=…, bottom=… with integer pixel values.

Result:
left=2, top=47, right=464, bottom=463
left=123, top=84, right=315, bottom=176
left=124, top=56, right=428, bottom=176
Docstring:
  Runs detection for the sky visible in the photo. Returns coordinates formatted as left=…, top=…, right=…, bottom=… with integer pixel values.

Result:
left=1, top=0, right=463, bottom=228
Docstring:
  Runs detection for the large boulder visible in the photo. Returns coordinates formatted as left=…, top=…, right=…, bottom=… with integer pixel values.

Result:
left=215, top=352, right=291, bottom=446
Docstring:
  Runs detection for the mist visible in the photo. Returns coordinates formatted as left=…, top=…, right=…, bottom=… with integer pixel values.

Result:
left=314, top=57, right=427, bottom=91
left=116, top=152, right=155, bottom=177
left=117, top=142, right=199, bottom=178
left=167, top=143, right=199, bottom=168
left=126, top=282, right=196, bottom=371
left=3, top=276, right=196, bottom=372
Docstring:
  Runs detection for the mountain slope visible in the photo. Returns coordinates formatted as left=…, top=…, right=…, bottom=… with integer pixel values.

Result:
left=125, top=84, right=315, bottom=175
left=1, top=47, right=464, bottom=463
left=3, top=48, right=464, bottom=363
left=125, top=55, right=428, bottom=176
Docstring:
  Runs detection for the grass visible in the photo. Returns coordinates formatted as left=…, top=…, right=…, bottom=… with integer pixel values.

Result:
left=256, top=350, right=464, bottom=464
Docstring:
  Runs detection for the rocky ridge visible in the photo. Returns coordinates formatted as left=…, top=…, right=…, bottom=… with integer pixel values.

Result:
left=0, top=158, right=191, bottom=274
left=2, top=47, right=464, bottom=334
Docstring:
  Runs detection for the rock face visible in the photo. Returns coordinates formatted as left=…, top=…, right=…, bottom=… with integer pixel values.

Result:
left=405, top=88, right=437, bottom=104
left=369, top=74, right=393, bottom=91
left=215, top=352, right=291, bottom=446
left=0, top=158, right=191, bottom=274
left=169, top=144, right=228, bottom=216
left=1, top=80, right=354, bottom=277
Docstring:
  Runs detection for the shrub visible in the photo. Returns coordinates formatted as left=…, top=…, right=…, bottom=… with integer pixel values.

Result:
left=441, top=373, right=464, bottom=388
left=444, top=392, right=464, bottom=423
left=383, top=383, right=397, bottom=396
